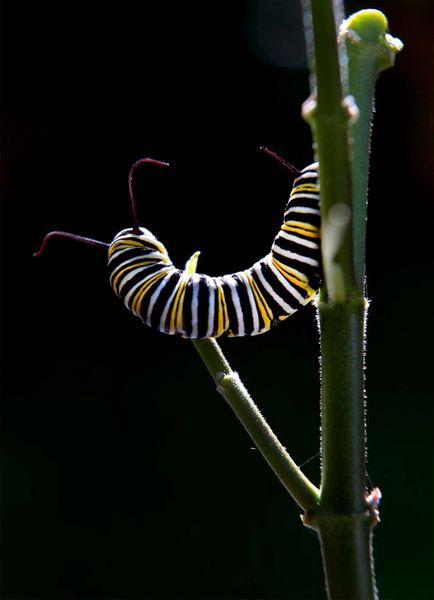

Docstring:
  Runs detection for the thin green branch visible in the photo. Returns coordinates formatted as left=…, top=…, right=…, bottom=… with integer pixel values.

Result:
left=184, top=253, right=319, bottom=512
left=193, top=337, right=320, bottom=511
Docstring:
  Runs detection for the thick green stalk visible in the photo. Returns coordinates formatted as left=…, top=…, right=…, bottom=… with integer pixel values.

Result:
left=316, top=515, right=376, bottom=600
left=317, top=299, right=367, bottom=512
left=301, top=3, right=402, bottom=599
left=302, top=0, right=356, bottom=303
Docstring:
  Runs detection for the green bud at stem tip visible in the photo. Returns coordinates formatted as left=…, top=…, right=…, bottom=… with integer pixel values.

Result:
left=341, top=9, right=403, bottom=54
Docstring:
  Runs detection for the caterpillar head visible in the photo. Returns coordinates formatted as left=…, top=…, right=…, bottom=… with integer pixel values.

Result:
left=112, top=227, right=157, bottom=243
left=109, top=226, right=170, bottom=259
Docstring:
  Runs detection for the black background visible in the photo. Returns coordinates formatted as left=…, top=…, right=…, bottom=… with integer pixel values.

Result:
left=2, top=0, right=434, bottom=598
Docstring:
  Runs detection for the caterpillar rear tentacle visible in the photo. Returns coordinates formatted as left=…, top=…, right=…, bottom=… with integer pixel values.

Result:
left=34, top=155, right=321, bottom=338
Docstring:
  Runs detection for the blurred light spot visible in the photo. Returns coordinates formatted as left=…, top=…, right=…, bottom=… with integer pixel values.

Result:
left=329, top=203, right=351, bottom=227
left=244, top=0, right=307, bottom=69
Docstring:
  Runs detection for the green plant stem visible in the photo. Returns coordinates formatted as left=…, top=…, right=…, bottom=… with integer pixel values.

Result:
left=301, top=4, right=402, bottom=599
left=317, top=299, right=367, bottom=512
left=302, top=0, right=356, bottom=303
left=317, top=515, right=376, bottom=600
left=193, top=337, right=320, bottom=511
left=341, top=10, right=404, bottom=289
left=313, top=297, right=378, bottom=599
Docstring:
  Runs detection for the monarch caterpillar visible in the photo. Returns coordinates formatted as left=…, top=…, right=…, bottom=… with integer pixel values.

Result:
left=34, top=150, right=321, bottom=338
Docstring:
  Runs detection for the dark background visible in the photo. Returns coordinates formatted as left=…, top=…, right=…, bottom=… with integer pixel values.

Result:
left=2, top=0, right=433, bottom=598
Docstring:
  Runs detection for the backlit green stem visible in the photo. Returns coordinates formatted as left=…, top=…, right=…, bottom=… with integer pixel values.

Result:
left=193, top=337, right=320, bottom=511
left=341, top=10, right=403, bottom=289
left=301, top=3, right=402, bottom=599
left=302, top=0, right=356, bottom=303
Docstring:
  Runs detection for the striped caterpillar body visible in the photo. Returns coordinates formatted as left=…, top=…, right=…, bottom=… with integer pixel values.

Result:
left=34, top=155, right=321, bottom=339
left=108, top=163, right=320, bottom=338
